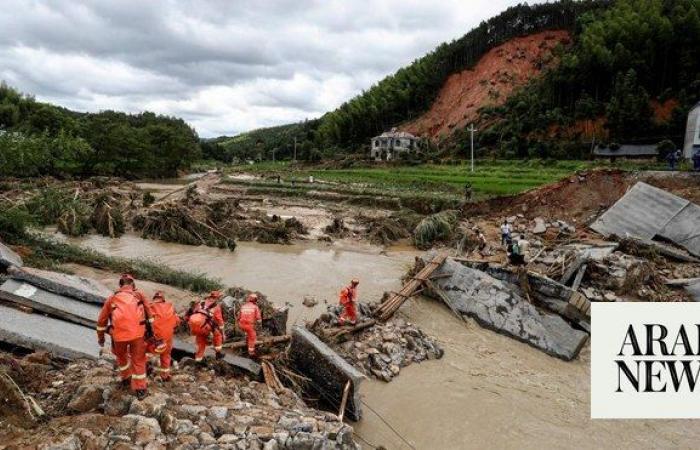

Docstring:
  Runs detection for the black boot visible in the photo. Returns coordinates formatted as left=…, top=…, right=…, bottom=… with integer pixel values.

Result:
left=120, top=379, right=130, bottom=389
left=135, top=389, right=148, bottom=400
left=215, top=352, right=224, bottom=360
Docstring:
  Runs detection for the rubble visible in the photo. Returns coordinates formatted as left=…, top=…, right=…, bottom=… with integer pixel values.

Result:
left=0, top=240, right=23, bottom=269
left=310, top=304, right=444, bottom=382
left=426, top=257, right=588, bottom=360
left=0, top=350, right=360, bottom=449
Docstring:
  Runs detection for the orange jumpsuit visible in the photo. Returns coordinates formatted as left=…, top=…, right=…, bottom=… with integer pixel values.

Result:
left=96, top=286, right=154, bottom=391
left=238, top=301, right=262, bottom=356
left=147, top=297, right=180, bottom=380
left=339, top=285, right=357, bottom=325
left=187, top=299, right=224, bottom=361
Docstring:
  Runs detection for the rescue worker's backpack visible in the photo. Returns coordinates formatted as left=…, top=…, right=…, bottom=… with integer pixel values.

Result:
left=187, top=301, right=216, bottom=335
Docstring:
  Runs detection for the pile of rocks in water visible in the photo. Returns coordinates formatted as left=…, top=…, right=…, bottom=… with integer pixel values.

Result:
left=313, top=304, right=444, bottom=382
left=0, top=351, right=358, bottom=450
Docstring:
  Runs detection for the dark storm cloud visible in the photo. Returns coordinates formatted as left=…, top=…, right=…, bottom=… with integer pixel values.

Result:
left=0, top=0, right=522, bottom=136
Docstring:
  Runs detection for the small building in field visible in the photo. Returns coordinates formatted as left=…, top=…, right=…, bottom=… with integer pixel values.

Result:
left=593, top=144, right=658, bottom=161
left=370, top=128, right=420, bottom=161
left=684, top=101, right=700, bottom=159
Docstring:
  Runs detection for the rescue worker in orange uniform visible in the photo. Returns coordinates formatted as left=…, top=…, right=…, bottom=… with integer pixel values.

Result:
left=147, top=291, right=180, bottom=381
left=237, top=294, right=262, bottom=357
left=186, top=290, right=225, bottom=362
left=338, top=278, right=359, bottom=326
left=96, top=274, right=154, bottom=400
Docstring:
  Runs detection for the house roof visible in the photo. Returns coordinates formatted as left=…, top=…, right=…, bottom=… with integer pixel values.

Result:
left=374, top=129, right=417, bottom=139
left=593, top=144, right=658, bottom=157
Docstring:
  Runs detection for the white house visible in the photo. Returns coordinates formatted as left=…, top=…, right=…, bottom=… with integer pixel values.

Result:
left=684, top=101, right=700, bottom=159
left=370, top=128, right=420, bottom=161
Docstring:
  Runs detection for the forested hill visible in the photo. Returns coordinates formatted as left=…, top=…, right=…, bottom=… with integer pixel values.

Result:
left=217, top=0, right=700, bottom=161
left=0, top=83, right=200, bottom=178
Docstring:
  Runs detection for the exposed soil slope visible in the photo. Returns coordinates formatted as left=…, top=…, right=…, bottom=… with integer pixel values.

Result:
left=402, top=30, right=570, bottom=140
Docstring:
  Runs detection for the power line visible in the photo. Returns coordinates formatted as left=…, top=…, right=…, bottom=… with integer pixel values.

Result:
left=361, top=399, right=416, bottom=450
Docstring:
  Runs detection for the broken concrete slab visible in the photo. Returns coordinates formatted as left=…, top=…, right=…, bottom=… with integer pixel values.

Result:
left=0, top=278, right=260, bottom=377
left=0, top=304, right=101, bottom=360
left=0, top=241, right=22, bottom=270
left=290, top=326, right=364, bottom=421
left=429, top=258, right=588, bottom=360
left=8, top=266, right=112, bottom=305
left=591, top=182, right=700, bottom=257
left=457, top=260, right=590, bottom=324
left=0, top=279, right=100, bottom=328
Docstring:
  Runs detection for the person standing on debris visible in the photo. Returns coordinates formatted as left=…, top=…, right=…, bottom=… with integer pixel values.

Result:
left=147, top=291, right=180, bottom=381
left=666, top=149, right=679, bottom=171
left=339, top=279, right=359, bottom=326
left=507, top=236, right=526, bottom=266
left=186, top=290, right=225, bottom=363
left=464, top=182, right=473, bottom=202
left=500, top=220, right=512, bottom=246
left=238, top=293, right=262, bottom=357
left=517, top=234, right=530, bottom=263
left=96, top=274, right=154, bottom=400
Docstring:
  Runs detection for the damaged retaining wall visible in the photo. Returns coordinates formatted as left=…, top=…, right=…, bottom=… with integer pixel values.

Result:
left=428, top=258, right=588, bottom=360
left=290, top=326, right=364, bottom=421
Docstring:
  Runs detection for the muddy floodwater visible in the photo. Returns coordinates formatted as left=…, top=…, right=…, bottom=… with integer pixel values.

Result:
left=59, top=233, right=417, bottom=327
left=58, top=233, right=699, bottom=449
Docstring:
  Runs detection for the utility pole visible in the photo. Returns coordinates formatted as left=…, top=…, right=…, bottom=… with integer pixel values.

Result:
left=293, top=137, right=297, bottom=162
left=468, top=124, right=477, bottom=173
left=272, top=148, right=276, bottom=163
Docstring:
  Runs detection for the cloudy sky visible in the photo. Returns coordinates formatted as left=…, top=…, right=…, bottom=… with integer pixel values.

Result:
left=0, top=0, right=525, bottom=137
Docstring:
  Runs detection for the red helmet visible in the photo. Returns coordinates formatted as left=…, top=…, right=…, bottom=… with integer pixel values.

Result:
left=247, top=293, right=259, bottom=303
left=351, top=278, right=359, bottom=286
left=119, top=273, right=135, bottom=285
left=153, top=291, right=164, bottom=300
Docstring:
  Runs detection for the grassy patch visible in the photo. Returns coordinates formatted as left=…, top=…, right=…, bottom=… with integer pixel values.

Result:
left=225, top=159, right=671, bottom=198
left=21, top=235, right=223, bottom=293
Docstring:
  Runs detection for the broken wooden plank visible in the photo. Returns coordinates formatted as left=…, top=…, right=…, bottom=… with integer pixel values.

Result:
left=376, top=253, right=447, bottom=321
left=560, top=255, right=588, bottom=286
left=325, top=320, right=377, bottom=341
left=222, top=335, right=291, bottom=350
left=665, top=277, right=700, bottom=287
left=570, top=263, right=588, bottom=292
left=338, top=381, right=351, bottom=422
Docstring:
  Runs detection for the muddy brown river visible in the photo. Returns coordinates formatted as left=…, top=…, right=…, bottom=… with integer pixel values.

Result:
left=60, top=233, right=699, bottom=449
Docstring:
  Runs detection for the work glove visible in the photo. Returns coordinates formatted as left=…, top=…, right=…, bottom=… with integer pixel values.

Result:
left=98, top=335, right=105, bottom=347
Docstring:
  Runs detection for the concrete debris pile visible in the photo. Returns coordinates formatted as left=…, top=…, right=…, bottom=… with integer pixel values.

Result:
left=310, top=305, right=444, bottom=382
left=0, top=350, right=359, bottom=449
left=530, top=217, right=575, bottom=235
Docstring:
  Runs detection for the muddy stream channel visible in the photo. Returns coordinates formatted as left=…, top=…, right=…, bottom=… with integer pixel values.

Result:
left=53, top=232, right=697, bottom=449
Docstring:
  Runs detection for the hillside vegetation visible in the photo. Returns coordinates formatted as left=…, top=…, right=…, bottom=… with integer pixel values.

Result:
left=218, top=0, right=700, bottom=161
left=0, top=83, right=200, bottom=178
